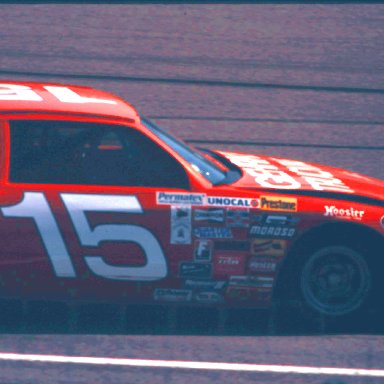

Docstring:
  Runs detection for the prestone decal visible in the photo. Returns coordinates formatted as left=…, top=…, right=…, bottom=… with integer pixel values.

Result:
left=260, top=196, right=297, bottom=212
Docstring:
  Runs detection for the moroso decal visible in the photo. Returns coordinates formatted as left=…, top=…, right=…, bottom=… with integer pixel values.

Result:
left=249, top=225, right=296, bottom=238
left=324, top=205, right=364, bottom=220
left=260, top=196, right=297, bottom=212
left=154, top=288, right=192, bottom=302
left=170, top=206, right=192, bottom=244
left=194, top=208, right=225, bottom=223
left=194, top=239, right=213, bottom=262
left=157, top=192, right=205, bottom=205
left=179, top=262, right=212, bottom=279
left=206, top=196, right=259, bottom=208
left=194, top=227, right=233, bottom=239
left=251, top=239, right=286, bottom=258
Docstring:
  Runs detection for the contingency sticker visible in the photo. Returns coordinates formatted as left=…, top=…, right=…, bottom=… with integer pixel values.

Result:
left=171, top=206, right=192, bottom=244
left=194, top=239, right=213, bottom=262
left=251, top=239, right=287, bottom=258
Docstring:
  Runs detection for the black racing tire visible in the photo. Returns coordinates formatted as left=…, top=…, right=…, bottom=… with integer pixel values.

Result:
left=276, top=235, right=377, bottom=321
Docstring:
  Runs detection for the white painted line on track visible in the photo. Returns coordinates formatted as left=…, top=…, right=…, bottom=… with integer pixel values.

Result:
left=0, top=353, right=383, bottom=377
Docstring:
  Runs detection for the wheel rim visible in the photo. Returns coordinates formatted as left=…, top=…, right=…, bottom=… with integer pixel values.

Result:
left=300, top=246, right=371, bottom=316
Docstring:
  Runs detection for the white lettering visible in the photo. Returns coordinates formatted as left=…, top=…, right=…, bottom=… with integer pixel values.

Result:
left=0, top=84, right=42, bottom=101
left=43, top=86, right=117, bottom=105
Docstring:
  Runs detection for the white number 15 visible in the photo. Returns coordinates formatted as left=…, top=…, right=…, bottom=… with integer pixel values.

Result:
left=1, top=192, right=167, bottom=281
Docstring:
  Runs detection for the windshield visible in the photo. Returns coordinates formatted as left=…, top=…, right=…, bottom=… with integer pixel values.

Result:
left=142, top=118, right=228, bottom=185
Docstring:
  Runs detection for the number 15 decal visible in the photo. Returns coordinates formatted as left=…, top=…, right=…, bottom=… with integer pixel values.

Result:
left=1, top=192, right=167, bottom=281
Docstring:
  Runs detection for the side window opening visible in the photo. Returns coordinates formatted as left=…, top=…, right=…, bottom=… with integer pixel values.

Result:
left=9, top=120, right=190, bottom=189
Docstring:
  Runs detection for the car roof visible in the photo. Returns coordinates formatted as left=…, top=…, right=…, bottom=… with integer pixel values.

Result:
left=0, top=80, right=140, bottom=124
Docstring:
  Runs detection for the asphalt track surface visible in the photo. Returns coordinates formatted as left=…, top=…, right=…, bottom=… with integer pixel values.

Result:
left=1, top=4, right=384, bottom=384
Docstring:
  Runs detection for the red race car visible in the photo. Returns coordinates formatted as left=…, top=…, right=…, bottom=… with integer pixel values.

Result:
left=0, top=81, right=383, bottom=320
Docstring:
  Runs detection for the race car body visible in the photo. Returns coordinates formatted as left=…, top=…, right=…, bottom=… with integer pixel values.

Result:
left=0, top=81, right=383, bottom=318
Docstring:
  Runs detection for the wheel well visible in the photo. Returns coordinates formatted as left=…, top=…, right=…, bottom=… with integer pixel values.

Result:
left=274, top=221, right=384, bottom=298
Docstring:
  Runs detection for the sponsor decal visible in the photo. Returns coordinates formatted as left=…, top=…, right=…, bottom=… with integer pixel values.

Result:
left=263, top=214, right=300, bottom=226
left=194, top=239, right=213, bottom=262
left=251, top=239, right=286, bottom=258
left=324, top=205, right=364, bottom=220
left=381, top=216, right=384, bottom=229
left=260, top=196, right=297, bottom=212
left=179, top=262, right=212, bottom=279
left=226, top=209, right=250, bottom=228
left=214, top=240, right=250, bottom=252
left=229, top=275, right=274, bottom=288
left=213, top=253, right=246, bottom=276
left=194, top=291, right=224, bottom=304
left=206, top=196, right=259, bottom=208
left=194, top=227, right=233, bottom=239
left=171, top=206, right=191, bottom=244
left=226, top=286, right=272, bottom=302
left=157, top=192, right=205, bottom=205
left=194, top=208, right=225, bottom=223
left=154, top=288, right=192, bottom=302
left=184, top=280, right=226, bottom=290
left=248, top=256, right=277, bottom=273
left=249, top=225, right=296, bottom=238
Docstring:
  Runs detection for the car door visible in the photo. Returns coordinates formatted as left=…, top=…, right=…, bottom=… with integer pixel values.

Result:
left=0, top=118, right=195, bottom=303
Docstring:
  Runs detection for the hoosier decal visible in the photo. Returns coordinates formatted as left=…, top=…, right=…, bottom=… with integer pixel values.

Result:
left=260, top=196, right=297, bottom=212
left=324, top=205, right=364, bottom=220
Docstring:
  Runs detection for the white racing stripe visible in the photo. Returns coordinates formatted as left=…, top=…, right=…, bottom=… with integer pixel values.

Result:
left=0, top=353, right=383, bottom=377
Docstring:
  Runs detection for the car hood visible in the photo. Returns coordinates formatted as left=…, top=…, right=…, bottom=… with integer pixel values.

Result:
left=217, top=151, right=384, bottom=203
